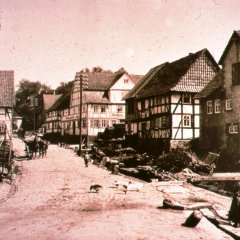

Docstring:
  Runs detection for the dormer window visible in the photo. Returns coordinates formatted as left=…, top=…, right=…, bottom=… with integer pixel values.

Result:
left=182, top=94, right=191, bottom=104
left=232, top=62, right=240, bottom=86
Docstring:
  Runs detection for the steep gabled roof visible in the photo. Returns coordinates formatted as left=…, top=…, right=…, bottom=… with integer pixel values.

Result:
left=0, top=71, right=14, bottom=107
left=86, top=72, right=114, bottom=90
left=129, top=74, right=143, bottom=84
left=75, top=69, right=142, bottom=92
left=42, top=94, right=62, bottom=111
left=82, top=91, right=110, bottom=104
left=124, top=49, right=219, bottom=100
left=106, top=68, right=127, bottom=90
left=219, top=30, right=240, bottom=65
left=123, top=63, right=166, bottom=100
left=47, top=93, right=70, bottom=112
left=195, top=70, right=224, bottom=99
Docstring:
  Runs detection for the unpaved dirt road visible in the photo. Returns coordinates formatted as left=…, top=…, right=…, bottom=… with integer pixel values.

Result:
left=0, top=144, right=233, bottom=240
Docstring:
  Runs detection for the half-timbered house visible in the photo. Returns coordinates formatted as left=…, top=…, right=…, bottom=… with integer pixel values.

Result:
left=0, top=71, right=15, bottom=142
left=123, top=49, right=219, bottom=154
left=196, top=31, right=240, bottom=167
left=61, top=69, right=142, bottom=144
left=45, top=93, right=70, bottom=143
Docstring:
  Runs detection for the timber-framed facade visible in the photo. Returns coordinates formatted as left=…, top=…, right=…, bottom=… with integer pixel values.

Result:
left=124, top=49, right=219, bottom=154
left=0, top=71, right=15, bottom=142
left=45, top=69, right=141, bottom=144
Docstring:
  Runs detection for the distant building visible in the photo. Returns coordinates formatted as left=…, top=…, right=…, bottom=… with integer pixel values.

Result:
left=123, top=49, right=219, bottom=154
left=12, top=109, right=23, bottom=133
left=45, top=93, right=70, bottom=143
left=45, top=69, right=142, bottom=144
left=196, top=30, right=240, bottom=166
left=0, top=71, right=15, bottom=141
left=35, top=93, right=62, bottom=132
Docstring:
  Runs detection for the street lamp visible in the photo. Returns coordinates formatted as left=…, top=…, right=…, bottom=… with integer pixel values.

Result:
left=75, top=72, right=88, bottom=156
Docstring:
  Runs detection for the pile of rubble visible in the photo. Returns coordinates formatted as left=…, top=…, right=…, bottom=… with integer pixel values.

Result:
left=90, top=143, right=214, bottom=182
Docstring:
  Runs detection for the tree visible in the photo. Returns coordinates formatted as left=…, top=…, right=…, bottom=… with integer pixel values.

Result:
left=92, top=66, right=103, bottom=73
left=55, top=81, right=73, bottom=95
left=15, top=79, right=53, bottom=131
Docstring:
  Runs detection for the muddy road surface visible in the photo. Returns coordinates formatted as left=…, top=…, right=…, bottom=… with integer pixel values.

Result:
left=0, top=145, right=233, bottom=240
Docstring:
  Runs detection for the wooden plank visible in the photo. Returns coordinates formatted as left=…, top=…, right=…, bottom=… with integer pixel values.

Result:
left=190, top=174, right=240, bottom=183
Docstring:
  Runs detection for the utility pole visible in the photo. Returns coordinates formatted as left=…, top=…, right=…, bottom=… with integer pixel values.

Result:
left=75, top=72, right=88, bottom=156
left=30, top=96, right=38, bottom=132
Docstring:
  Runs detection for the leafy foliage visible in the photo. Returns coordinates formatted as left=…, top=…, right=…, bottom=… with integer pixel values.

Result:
left=15, top=79, right=53, bottom=131
left=55, top=81, right=73, bottom=95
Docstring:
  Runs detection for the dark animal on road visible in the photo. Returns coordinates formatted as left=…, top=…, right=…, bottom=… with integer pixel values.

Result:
left=24, top=137, right=48, bottom=159
left=38, top=139, right=48, bottom=158
left=24, top=137, right=38, bottom=159
left=90, top=184, right=103, bottom=193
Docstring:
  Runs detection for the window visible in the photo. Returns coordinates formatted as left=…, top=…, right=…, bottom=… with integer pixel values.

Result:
left=183, top=115, right=191, bottom=127
left=215, top=99, right=221, bottom=113
left=117, top=106, right=123, bottom=112
left=226, top=99, right=232, bottom=111
left=82, top=119, right=86, bottom=128
left=94, top=120, right=99, bottom=128
left=183, top=94, right=191, bottom=104
left=207, top=101, right=213, bottom=114
left=93, top=105, right=98, bottom=113
left=229, top=124, right=238, bottom=134
left=124, top=79, right=129, bottom=83
left=127, top=101, right=134, bottom=114
left=232, top=62, right=240, bottom=86
left=101, top=120, right=106, bottom=128
left=111, top=120, right=117, bottom=126
left=101, top=105, right=106, bottom=113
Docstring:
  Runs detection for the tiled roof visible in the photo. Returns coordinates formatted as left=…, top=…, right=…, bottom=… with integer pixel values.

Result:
left=195, top=70, right=224, bottom=99
left=0, top=71, right=14, bottom=107
left=129, top=74, right=143, bottom=84
left=123, top=63, right=166, bottom=100
left=47, top=93, right=70, bottom=112
left=219, top=30, right=240, bottom=65
left=125, top=49, right=218, bottom=99
left=43, top=94, right=62, bottom=111
left=75, top=69, right=142, bottom=91
left=86, top=72, right=114, bottom=90
left=82, top=91, right=110, bottom=104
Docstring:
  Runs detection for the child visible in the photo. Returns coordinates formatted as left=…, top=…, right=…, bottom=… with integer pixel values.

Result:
left=84, top=151, right=90, bottom=167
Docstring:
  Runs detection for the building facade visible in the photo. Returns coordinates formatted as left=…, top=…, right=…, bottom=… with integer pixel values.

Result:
left=196, top=31, right=240, bottom=167
left=123, top=49, right=219, bottom=154
left=45, top=69, right=141, bottom=144
left=0, top=71, right=15, bottom=142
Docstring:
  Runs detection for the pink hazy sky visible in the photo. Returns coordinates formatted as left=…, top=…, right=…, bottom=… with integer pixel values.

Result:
left=0, top=0, right=239, bottom=89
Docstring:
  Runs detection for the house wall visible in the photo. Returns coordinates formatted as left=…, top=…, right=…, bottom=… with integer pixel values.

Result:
left=199, top=98, right=226, bottom=152
left=171, top=93, right=200, bottom=140
left=0, top=108, right=12, bottom=141
left=220, top=38, right=240, bottom=159
left=109, top=74, right=136, bottom=103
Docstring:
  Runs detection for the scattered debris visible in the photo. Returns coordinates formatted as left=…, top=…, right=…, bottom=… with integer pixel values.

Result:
left=183, top=210, right=203, bottom=228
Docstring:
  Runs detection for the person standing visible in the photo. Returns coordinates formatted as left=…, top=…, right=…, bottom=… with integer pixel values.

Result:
left=84, top=151, right=90, bottom=167
left=229, top=183, right=240, bottom=227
